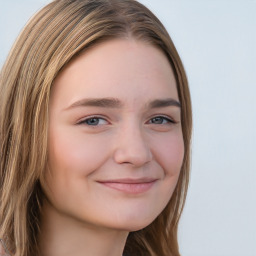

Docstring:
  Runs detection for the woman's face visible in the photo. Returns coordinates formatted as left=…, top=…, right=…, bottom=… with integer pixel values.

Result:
left=45, top=38, right=184, bottom=231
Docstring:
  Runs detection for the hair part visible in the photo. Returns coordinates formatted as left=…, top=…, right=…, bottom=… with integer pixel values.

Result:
left=0, top=0, right=192, bottom=255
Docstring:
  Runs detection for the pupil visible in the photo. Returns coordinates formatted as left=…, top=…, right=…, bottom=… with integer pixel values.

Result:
left=87, top=118, right=99, bottom=125
left=153, top=117, right=163, bottom=124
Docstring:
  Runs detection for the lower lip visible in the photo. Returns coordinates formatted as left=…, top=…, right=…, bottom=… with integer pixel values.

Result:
left=98, top=181, right=156, bottom=194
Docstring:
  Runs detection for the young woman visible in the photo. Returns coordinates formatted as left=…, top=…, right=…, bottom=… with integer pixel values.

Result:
left=0, top=0, right=192, bottom=255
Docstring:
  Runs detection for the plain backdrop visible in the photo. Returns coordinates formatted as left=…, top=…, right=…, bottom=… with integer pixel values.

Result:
left=0, top=1, right=255, bottom=256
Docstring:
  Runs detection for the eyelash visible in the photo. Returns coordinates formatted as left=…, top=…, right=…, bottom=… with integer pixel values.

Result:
left=148, top=115, right=176, bottom=125
left=77, top=115, right=176, bottom=126
left=77, top=116, right=108, bottom=126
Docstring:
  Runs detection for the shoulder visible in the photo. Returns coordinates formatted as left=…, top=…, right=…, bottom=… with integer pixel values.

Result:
left=0, top=239, right=10, bottom=256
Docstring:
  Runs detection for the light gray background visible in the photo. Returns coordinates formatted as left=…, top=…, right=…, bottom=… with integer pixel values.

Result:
left=0, top=0, right=255, bottom=256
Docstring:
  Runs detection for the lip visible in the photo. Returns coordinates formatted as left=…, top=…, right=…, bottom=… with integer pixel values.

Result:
left=97, top=178, right=158, bottom=194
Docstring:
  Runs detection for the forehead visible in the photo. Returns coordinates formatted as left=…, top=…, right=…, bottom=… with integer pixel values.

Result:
left=51, top=38, right=178, bottom=108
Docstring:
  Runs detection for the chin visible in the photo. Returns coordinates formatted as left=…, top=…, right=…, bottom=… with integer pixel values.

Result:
left=109, top=213, right=158, bottom=232
left=124, top=220, right=156, bottom=232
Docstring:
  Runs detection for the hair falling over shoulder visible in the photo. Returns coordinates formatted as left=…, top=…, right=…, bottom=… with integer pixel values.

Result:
left=0, top=0, right=192, bottom=255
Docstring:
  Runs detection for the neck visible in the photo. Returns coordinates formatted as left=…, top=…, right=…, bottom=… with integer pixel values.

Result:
left=39, top=201, right=129, bottom=256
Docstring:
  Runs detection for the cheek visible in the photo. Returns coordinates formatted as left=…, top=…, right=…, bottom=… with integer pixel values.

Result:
left=151, top=130, right=184, bottom=177
left=45, top=128, right=113, bottom=207
left=150, top=131, right=184, bottom=213
left=48, top=127, right=112, bottom=176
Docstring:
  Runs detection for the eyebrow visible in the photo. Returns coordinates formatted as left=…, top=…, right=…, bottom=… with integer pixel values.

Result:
left=148, top=98, right=181, bottom=108
left=65, top=97, right=181, bottom=110
left=66, top=97, right=123, bottom=110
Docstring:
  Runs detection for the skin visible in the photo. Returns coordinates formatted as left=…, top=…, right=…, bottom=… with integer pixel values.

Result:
left=39, top=38, right=184, bottom=256
left=0, top=240, right=8, bottom=255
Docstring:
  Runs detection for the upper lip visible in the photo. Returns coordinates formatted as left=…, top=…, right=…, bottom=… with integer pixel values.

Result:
left=97, top=178, right=158, bottom=184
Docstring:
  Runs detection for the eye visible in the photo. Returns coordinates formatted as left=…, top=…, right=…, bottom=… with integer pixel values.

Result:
left=77, top=116, right=108, bottom=126
left=148, top=116, right=175, bottom=125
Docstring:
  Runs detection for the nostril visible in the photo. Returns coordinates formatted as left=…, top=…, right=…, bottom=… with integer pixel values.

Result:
left=113, top=146, right=152, bottom=167
left=113, top=128, right=152, bottom=166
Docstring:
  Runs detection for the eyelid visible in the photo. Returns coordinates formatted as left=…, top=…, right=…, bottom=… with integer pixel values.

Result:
left=75, top=114, right=178, bottom=126
left=76, top=115, right=109, bottom=125
left=147, top=115, right=177, bottom=124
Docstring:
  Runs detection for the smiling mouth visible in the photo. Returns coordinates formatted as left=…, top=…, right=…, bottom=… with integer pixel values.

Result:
left=97, top=178, right=157, bottom=194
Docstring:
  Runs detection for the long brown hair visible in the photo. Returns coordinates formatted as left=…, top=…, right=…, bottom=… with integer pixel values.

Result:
left=0, top=0, right=192, bottom=255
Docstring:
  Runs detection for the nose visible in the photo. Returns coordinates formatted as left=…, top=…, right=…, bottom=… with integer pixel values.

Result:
left=113, top=124, right=153, bottom=167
